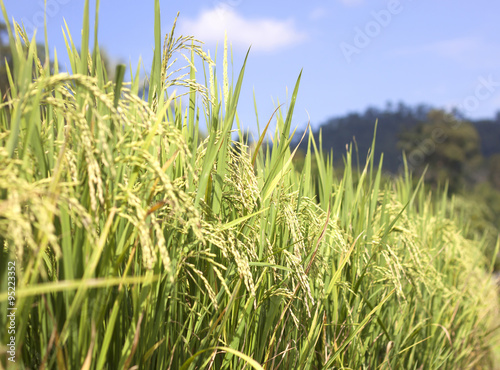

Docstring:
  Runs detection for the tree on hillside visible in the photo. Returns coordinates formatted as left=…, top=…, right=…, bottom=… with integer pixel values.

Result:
left=398, top=110, right=483, bottom=192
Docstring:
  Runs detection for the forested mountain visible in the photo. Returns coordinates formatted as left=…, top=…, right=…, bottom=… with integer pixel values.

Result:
left=299, top=102, right=500, bottom=175
left=474, top=113, right=500, bottom=157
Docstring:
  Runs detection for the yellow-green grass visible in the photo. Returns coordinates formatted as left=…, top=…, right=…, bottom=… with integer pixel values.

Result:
left=0, top=1, right=499, bottom=368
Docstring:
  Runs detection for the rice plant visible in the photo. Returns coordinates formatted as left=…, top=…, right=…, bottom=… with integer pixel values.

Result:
left=0, top=1, right=499, bottom=369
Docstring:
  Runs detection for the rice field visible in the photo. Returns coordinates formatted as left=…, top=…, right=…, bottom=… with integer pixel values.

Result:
left=0, top=1, right=499, bottom=368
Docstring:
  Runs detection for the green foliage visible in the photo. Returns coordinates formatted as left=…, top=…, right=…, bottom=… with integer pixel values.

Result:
left=398, top=109, right=483, bottom=192
left=0, top=2, right=499, bottom=369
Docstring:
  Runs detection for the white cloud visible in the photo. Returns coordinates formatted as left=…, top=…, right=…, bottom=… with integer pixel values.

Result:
left=178, top=7, right=307, bottom=52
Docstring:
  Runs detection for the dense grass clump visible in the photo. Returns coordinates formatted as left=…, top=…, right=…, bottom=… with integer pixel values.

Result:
left=1, top=1, right=499, bottom=368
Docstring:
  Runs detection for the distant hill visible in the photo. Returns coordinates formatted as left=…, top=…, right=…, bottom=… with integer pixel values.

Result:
left=296, top=102, right=500, bottom=173
left=474, top=118, right=500, bottom=157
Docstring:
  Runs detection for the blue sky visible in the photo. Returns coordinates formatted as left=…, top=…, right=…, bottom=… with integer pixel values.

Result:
left=2, top=0, right=500, bottom=136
